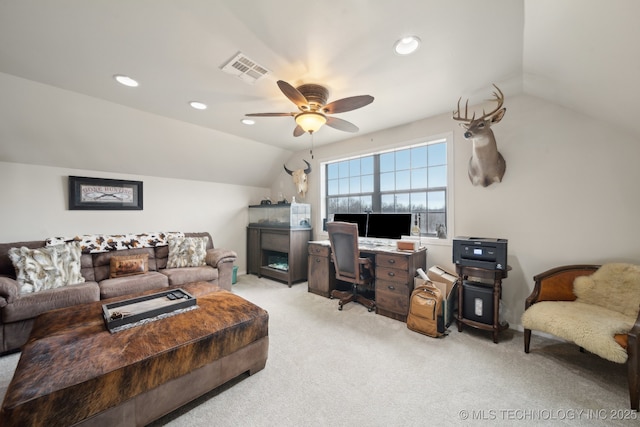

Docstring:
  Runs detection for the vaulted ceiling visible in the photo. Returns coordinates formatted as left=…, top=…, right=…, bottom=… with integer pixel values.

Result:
left=0, top=1, right=638, bottom=186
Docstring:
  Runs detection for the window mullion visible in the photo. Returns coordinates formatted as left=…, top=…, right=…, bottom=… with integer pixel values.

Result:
left=372, top=154, right=381, bottom=212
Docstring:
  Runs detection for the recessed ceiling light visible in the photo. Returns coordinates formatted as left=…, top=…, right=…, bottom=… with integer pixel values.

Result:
left=113, top=74, right=139, bottom=87
left=241, top=118, right=255, bottom=125
left=394, top=36, right=421, bottom=55
left=189, top=101, right=208, bottom=110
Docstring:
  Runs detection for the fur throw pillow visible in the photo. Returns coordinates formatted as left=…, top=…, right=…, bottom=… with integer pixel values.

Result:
left=167, top=235, right=208, bottom=268
left=574, top=263, right=640, bottom=318
left=8, top=242, right=85, bottom=294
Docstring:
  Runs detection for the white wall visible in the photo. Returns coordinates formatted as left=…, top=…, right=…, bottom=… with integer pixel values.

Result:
left=275, top=94, right=640, bottom=328
left=0, top=162, right=268, bottom=273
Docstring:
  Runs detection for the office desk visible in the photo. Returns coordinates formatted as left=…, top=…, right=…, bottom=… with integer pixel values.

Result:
left=307, top=240, right=427, bottom=322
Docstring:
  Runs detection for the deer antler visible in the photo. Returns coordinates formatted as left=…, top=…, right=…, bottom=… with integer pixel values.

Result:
left=453, top=84, right=504, bottom=123
left=452, top=97, right=475, bottom=123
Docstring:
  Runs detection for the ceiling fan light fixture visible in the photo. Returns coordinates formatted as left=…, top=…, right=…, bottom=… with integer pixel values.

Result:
left=295, top=112, right=327, bottom=133
left=394, top=36, right=421, bottom=55
left=241, top=118, right=255, bottom=125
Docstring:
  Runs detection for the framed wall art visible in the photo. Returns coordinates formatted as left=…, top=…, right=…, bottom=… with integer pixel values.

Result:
left=68, top=176, right=143, bottom=210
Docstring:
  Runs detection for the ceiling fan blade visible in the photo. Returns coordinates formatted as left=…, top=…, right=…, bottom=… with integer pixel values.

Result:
left=245, top=113, right=294, bottom=117
left=322, top=95, right=374, bottom=114
left=293, top=125, right=305, bottom=137
left=326, top=117, right=359, bottom=133
left=277, top=80, right=309, bottom=109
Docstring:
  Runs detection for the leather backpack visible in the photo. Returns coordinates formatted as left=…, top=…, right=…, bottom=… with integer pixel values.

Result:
left=407, top=282, right=444, bottom=338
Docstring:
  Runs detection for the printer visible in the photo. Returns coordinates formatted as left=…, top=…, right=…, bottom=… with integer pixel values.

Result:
left=452, top=237, right=508, bottom=270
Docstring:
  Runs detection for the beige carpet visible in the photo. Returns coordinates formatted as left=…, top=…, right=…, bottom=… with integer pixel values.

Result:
left=0, top=274, right=636, bottom=426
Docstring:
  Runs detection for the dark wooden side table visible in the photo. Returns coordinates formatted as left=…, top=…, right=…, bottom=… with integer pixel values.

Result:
left=456, top=265, right=510, bottom=343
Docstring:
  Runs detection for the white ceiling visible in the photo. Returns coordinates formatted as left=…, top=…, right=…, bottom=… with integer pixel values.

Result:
left=0, top=0, right=638, bottom=185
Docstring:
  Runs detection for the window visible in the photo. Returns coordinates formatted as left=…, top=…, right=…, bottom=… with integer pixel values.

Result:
left=324, top=136, right=450, bottom=238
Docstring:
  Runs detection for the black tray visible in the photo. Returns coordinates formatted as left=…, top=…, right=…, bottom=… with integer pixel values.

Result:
left=102, top=288, right=196, bottom=332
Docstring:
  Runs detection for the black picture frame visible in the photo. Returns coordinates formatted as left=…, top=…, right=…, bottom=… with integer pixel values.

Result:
left=68, top=176, right=143, bottom=210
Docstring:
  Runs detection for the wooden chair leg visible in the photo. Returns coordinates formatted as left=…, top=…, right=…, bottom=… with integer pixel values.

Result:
left=524, top=329, right=531, bottom=353
left=628, top=333, right=639, bottom=410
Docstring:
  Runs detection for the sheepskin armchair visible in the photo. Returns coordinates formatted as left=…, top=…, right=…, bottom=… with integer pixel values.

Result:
left=522, top=264, right=640, bottom=410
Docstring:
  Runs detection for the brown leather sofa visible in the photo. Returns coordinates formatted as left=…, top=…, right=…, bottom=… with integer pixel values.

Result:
left=0, top=231, right=237, bottom=354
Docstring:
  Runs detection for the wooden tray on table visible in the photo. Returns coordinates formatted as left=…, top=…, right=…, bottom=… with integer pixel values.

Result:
left=102, top=288, right=196, bottom=332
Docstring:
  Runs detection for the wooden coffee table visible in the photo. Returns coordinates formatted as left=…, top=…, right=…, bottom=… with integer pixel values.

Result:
left=0, top=282, right=269, bottom=426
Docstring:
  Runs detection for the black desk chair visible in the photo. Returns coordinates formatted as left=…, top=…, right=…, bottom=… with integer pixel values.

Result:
left=327, top=221, right=376, bottom=312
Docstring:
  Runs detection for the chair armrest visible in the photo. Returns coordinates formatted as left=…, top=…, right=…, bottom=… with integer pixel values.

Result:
left=0, top=276, right=20, bottom=307
left=358, top=257, right=373, bottom=273
left=525, top=264, right=600, bottom=309
left=205, top=248, right=238, bottom=268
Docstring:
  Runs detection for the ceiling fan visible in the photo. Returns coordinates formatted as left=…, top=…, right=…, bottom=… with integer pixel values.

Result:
left=246, top=80, right=374, bottom=137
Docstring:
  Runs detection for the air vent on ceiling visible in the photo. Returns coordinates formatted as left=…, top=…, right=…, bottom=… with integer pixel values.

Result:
left=220, top=52, right=270, bottom=84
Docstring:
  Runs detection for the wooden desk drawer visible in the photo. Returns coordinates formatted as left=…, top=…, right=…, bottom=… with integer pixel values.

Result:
left=308, top=244, right=330, bottom=257
left=375, top=280, right=413, bottom=317
left=376, top=254, right=409, bottom=271
left=375, top=279, right=412, bottom=297
left=261, top=232, right=289, bottom=252
left=376, top=266, right=411, bottom=283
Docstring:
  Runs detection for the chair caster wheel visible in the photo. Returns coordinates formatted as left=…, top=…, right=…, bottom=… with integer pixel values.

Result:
left=368, top=307, right=374, bottom=312
left=338, top=305, right=343, bottom=311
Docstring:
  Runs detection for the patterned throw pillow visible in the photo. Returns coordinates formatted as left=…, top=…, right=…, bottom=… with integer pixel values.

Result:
left=8, top=242, right=85, bottom=294
left=110, top=254, right=149, bottom=278
left=167, top=236, right=208, bottom=268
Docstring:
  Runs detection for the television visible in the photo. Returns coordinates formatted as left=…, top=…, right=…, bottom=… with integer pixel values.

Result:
left=331, top=213, right=412, bottom=240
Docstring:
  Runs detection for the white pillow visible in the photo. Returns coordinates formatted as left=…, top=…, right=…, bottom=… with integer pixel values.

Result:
left=8, top=242, right=85, bottom=294
left=167, top=236, right=208, bottom=268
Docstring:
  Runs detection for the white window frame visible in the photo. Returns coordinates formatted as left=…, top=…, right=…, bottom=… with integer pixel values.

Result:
left=318, top=132, right=454, bottom=246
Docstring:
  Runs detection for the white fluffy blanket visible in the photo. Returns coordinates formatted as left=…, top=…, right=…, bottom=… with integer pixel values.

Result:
left=574, top=263, right=640, bottom=318
left=521, top=301, right=633, bottom=363
left=522, top=263, right=640, bottom=364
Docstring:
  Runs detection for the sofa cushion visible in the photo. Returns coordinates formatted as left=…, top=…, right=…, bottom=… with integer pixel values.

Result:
left=2, top=282, right=100, bottom=323
left=573, top=263, right=640, bottom=319
left=161, top=266, right=218, bottom=286
left=167, top=236, right=208, bottom=268
left=99, top=271, right=169, bottom=300
left=7, top=242, right=85, bottom=294
left=110, top=254, right=149, bottom=278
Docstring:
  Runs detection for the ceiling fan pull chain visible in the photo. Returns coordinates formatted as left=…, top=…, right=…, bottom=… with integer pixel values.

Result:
left=310, top=132, right=314, bottom=159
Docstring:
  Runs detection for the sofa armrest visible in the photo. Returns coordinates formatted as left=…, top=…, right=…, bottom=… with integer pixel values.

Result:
left=205, top=248, right=237, bottom=268
left=0, top=276, right=20, bottom=307
left=525, top=264, right=600, bottom=309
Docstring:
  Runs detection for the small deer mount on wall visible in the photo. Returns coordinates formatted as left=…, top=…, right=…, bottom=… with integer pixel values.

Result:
left=453, top=84, right=506, bottom=187
left=283, top=159, right=312, bottom=198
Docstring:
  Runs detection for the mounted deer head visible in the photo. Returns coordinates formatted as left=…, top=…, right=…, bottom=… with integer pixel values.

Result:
left=283, top=159, right=312, bottom=198
left=453, top=85, right=506, bottom=187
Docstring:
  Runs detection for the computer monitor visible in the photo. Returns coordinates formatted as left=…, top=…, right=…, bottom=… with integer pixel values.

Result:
left=331, top=213, right=368, bottom=237
left=331, top=212, right=412, bottom=240
left=366, top=213, right=412, bottom=240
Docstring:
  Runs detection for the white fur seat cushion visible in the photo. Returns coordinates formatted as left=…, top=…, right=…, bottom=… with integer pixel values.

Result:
left=522, top=300, right=633, bottom=363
